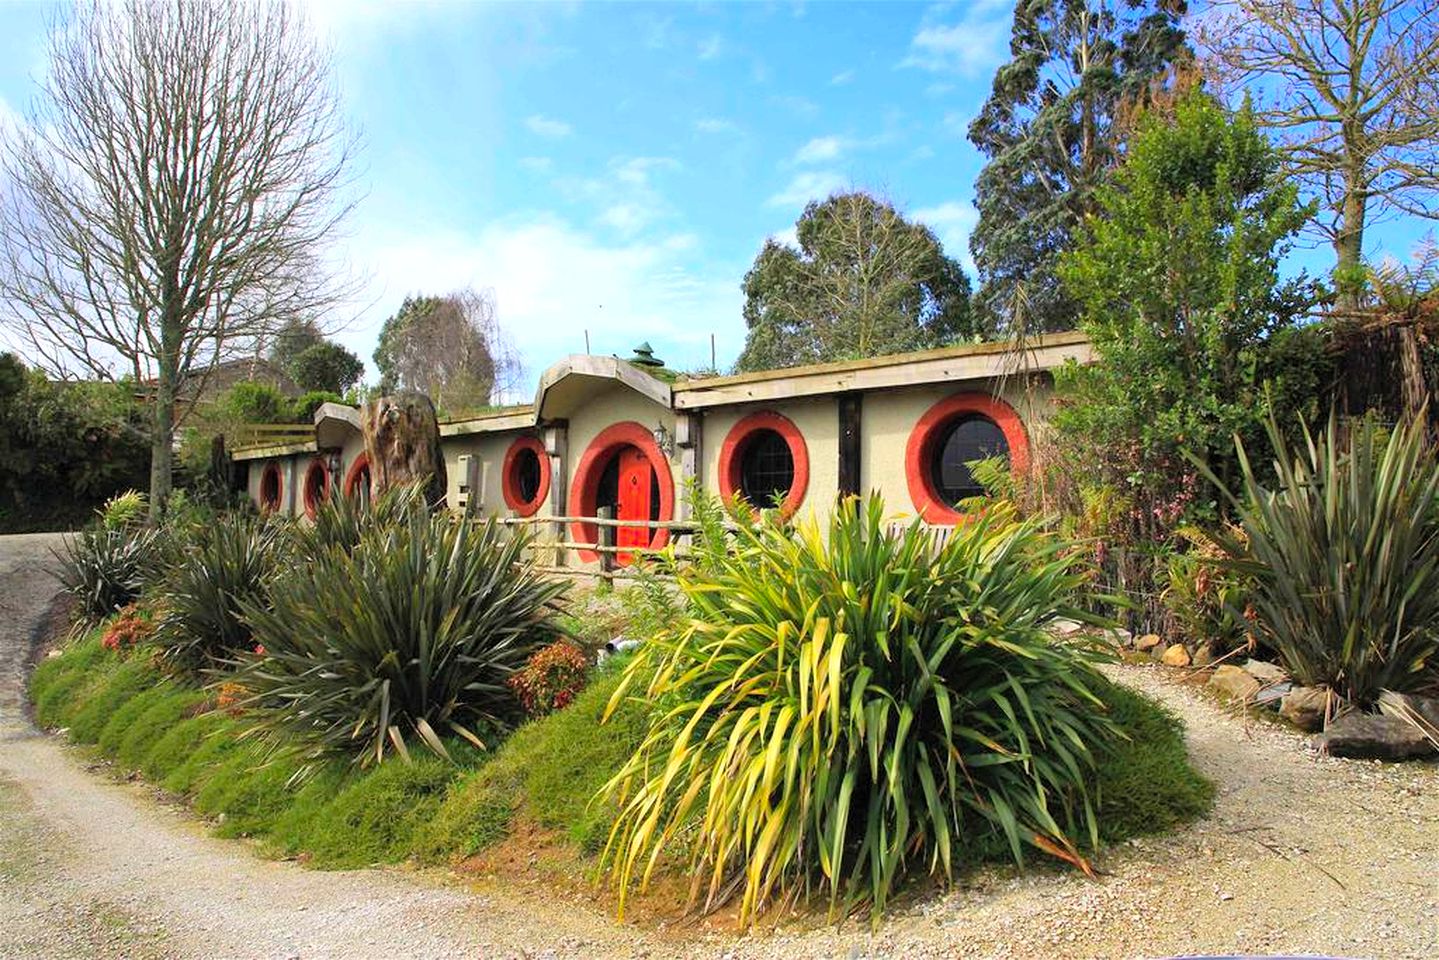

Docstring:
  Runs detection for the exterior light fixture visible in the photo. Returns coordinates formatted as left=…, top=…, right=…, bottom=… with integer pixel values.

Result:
left=653, top=422, right=674, bottom=457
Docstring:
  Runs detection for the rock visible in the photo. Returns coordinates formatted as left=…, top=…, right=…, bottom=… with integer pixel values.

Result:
left=1242, top=659, right=1285, bottom=682
left=1135, top=633, right=1162, bottom=652
left=1191, top=644, right=1216, bottom=668
left=1161, top=644, right=1191, bottom=667
left=1315, top=711, right=1438, bottom=761
left=1051, top=618, right=1084, bottom=636
left=1253, top=680, right=1291, bottom=709
left=1208, top=664, right=1261, bottom=702
left=1279, top=686, right=1330, bottom=732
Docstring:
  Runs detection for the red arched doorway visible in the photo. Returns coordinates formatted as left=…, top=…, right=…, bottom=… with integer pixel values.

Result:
left=568, top=422, right=675, bottom=566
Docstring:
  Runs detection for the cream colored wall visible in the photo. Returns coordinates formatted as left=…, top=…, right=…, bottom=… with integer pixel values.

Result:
left=440, top=430, right=537, bottom=516
left=697, top=395, right=839, bottom=523
left=861, top=377, right=1055, bottom=520
left=564, top=383, right=677, bottom=509
left=244, top=452, right=304, bottom=517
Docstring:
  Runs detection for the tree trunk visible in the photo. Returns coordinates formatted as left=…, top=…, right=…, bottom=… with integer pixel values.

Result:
left=1333, top=167, right=1367, bottom=312
left=360, top=392, right=447, bottom=507
left=148, top=363, right=176, bottom=523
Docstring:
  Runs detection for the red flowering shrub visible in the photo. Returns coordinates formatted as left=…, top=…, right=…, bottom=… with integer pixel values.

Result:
left=101, top=605, right=155, bottom=654
left=213, top=681, right=248, bottom=717
left=508, top=641, right=589, bottom=717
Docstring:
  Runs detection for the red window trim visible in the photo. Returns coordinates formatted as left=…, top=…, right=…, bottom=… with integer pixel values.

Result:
left=566, top=421, right=675, bottom=564
left=259, top=462, right=283, bottom=514
left=302, top=457, right=330, bottom=520
left=716, top=410, right=810, bottom=520
left=904, top=392, right=1029, bottom=525
left=343, top=452, right=371, bottom=499
left=501, top=436, right=551, bottom=517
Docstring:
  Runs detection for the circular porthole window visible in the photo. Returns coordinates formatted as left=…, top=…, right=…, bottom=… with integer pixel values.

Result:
left=717, top=411, right=809, bottom=519
left=905, top=393, right=1029, bottom=524
left=344, top=453, right=372, bottom=506
left=258, top=462, right=283, bottom=514
left=502, top=436, right=550, bottom=517
left=302, top=457, right=330, bottom=519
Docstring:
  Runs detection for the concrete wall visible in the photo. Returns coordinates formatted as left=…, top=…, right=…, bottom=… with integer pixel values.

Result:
left=697, top=394, right=838, bottom=524
left=441, top=429, right=536, bottom=516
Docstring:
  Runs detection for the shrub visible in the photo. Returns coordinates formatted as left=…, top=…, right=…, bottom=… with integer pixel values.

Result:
left=100, top=604, right=155, bottom=653
left=509, top=641, right=589, bottom=717
left=98, top=490, right=148, bottom=529
left=155, top=513, right=288, bottom=672
left=1092, top=682, right=1214, bottom=841
left=419, top=667, right=650, bottom=862
left=1202, top=411, right=1439, bottom=706
left=239, top=513, right=569, bottom=767
left=114, top=688, right=207, bottom=772
left=222, top=382, right=290, bottom=424
left=291, top=480, right=427, bottom=560
left=602, top=495, right=1119, bottom=924
left=57, top=526, right=161, bottom=627
left=1162, top=525, right=1255, bottom=653
left=66, top=657, right=157, bottom=743
left=300, top=756, right=456, bottom=867
left=141, top=711, right=235, bottom=784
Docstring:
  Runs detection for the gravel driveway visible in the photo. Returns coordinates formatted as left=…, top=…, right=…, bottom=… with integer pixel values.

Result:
left=1, top=532, right=1435, bottom=959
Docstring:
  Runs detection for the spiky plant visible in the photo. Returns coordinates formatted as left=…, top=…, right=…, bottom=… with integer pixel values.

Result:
left=1201, top=410, right=1439, bottom=706
left=238, top=513, right=569, bottom=767
left=57, top=525, right=161, bottom=627
left=600, top=495, right=1118, bottom=925
left=291, top=478, right=428, bottom=560
left=155, top=513, right=289, bottom=672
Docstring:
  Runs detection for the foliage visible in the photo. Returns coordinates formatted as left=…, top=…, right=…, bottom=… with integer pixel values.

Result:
left=1091, top=681, right=1214, bottom=840
left=736, top=192, right=975, bottom=371
left=155, top=513, right=288, bottom=673
left=1162, top=525, right=1255, bottom=654
left=222, top=382, right=291, bottom=425
left=601, top=495, right=1119, bottom=924
left=1199, top=0, right=1439, bottom=292
left=420, top=667, right=651, bottom=861
left=98, top=490, right=148, bottom=530
left=291, top=476, right=428, bottom=560
left=967, top=0, right=1192, bottom=330
left=508, top=641, right=590, bottom=717
left=57, top=525, right=162, bottom=627
left=288, top=341, right=363, bottom=394
left=0, top=355, right=150, bottom=532
left=373, top=289, right=518, bottom=412
left=1199, top=411, right=1439, bottom=707
left=239, top=513, right=569, bottom=767
left=1048, top=90, right=1324, bottom=632
left=300, top=756, right=455, bottom=868
left=100, top=603, right=155, bottom=653
left=289, top=389, right=343, bottom=422
left=268, top=318, right=326, bottom=372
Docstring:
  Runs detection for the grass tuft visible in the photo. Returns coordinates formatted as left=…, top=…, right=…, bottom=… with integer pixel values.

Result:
left=300, top=756, right=455, bottom=868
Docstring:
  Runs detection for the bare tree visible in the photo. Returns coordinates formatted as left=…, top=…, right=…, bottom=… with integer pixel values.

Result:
left=0, top=0, right=356, bottom=517
left=1199, top=0, right=1439, bottom=302
left=373, top=288, right=523, bottom=413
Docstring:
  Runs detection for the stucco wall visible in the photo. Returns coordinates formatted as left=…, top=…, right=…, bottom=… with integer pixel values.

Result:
left=563, top=383, right=678, bottom=510
left=440, top=430, right=536, bottom=515
left=697, top=394, right=839, bottom=523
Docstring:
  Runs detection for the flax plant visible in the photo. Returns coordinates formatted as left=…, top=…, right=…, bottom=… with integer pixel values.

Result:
left=600, top=495, right=1118, bottom=924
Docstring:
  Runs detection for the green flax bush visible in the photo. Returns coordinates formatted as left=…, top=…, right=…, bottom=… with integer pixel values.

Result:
left=240, top=513, right=569, bottom=767
left=601, top=495, right=1120, bottom=924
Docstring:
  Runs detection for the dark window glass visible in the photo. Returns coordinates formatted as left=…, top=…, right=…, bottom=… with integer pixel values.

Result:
left=514, top=447, right=542, bottom=503
left=930, top=416, right=1007, bottom=505
left=739, top=429, right=794, bottom=508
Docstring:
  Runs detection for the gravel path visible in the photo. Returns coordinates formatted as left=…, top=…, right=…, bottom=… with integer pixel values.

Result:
left=1, top=532, right=1436, bottom=959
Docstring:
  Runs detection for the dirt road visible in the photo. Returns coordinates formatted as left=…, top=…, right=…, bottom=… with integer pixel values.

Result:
left=1, top=532, right=1435, bottom=959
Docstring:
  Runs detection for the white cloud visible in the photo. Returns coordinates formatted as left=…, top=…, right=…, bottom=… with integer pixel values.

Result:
left=830, top=69, right=855, bottom=86
left=599, top=203, right=650, bottom=235
left=611, top=156, right=679, bottom=187
left=768, top=225, right=800, bottom=250
left=901, top=0, right=1014, bottom=77
left=792, top=135, right=847, bottom=165
left=767, top=171, right=847, bottom=208
left=697, top=33, right=723, bottom=60
left=525, top=114, right=572, bottom=138
left=694, top=117, right=738, bottom=134
left=912, top=200, right=979, bottom=272
left=338, top=215, right=743, bottom=382
left=518, top=156, right=553, bottom=173
left=770, top=94, right=819, bottom=116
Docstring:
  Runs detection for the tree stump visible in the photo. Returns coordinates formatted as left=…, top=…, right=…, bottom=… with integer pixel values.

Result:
left=360, top=392, right=447, bottom=507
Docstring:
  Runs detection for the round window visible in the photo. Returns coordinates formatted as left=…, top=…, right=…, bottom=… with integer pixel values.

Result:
left=302, top=458, right=329, bottom=519
left=502, top=437, right=550, bottom=516
left=259, top=463, right=282, bottom=513
left=738, top=428, right=795, bottom=509
left=929, top=415, right=1007, bottom=506
left=344, top=453, right=371, bottom=506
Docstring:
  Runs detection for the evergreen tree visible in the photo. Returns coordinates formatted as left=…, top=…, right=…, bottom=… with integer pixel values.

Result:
left=968, top=0, right=1191, bottom=332
left=737, top=192, right=975, bottom=372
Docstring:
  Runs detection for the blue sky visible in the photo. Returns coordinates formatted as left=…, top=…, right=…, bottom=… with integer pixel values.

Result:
left=0, top=0, right=1431, bottom=386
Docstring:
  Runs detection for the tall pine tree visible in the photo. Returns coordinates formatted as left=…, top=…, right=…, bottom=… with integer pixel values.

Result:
left=968, top=0, right=1191, bottom=332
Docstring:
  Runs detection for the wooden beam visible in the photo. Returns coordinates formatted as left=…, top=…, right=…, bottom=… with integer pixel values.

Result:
left=675, top=411, right=701, bottom=521
left=838, top=393, right=861, bottom=498
left=543, top=422, right=568, bottom=566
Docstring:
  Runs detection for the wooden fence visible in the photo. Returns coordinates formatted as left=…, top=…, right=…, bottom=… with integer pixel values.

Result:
left=493, top=511, right=716, bottom=581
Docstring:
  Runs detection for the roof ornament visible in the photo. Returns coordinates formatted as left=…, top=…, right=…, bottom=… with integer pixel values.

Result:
left=629, top=342, right=665, bottom=368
